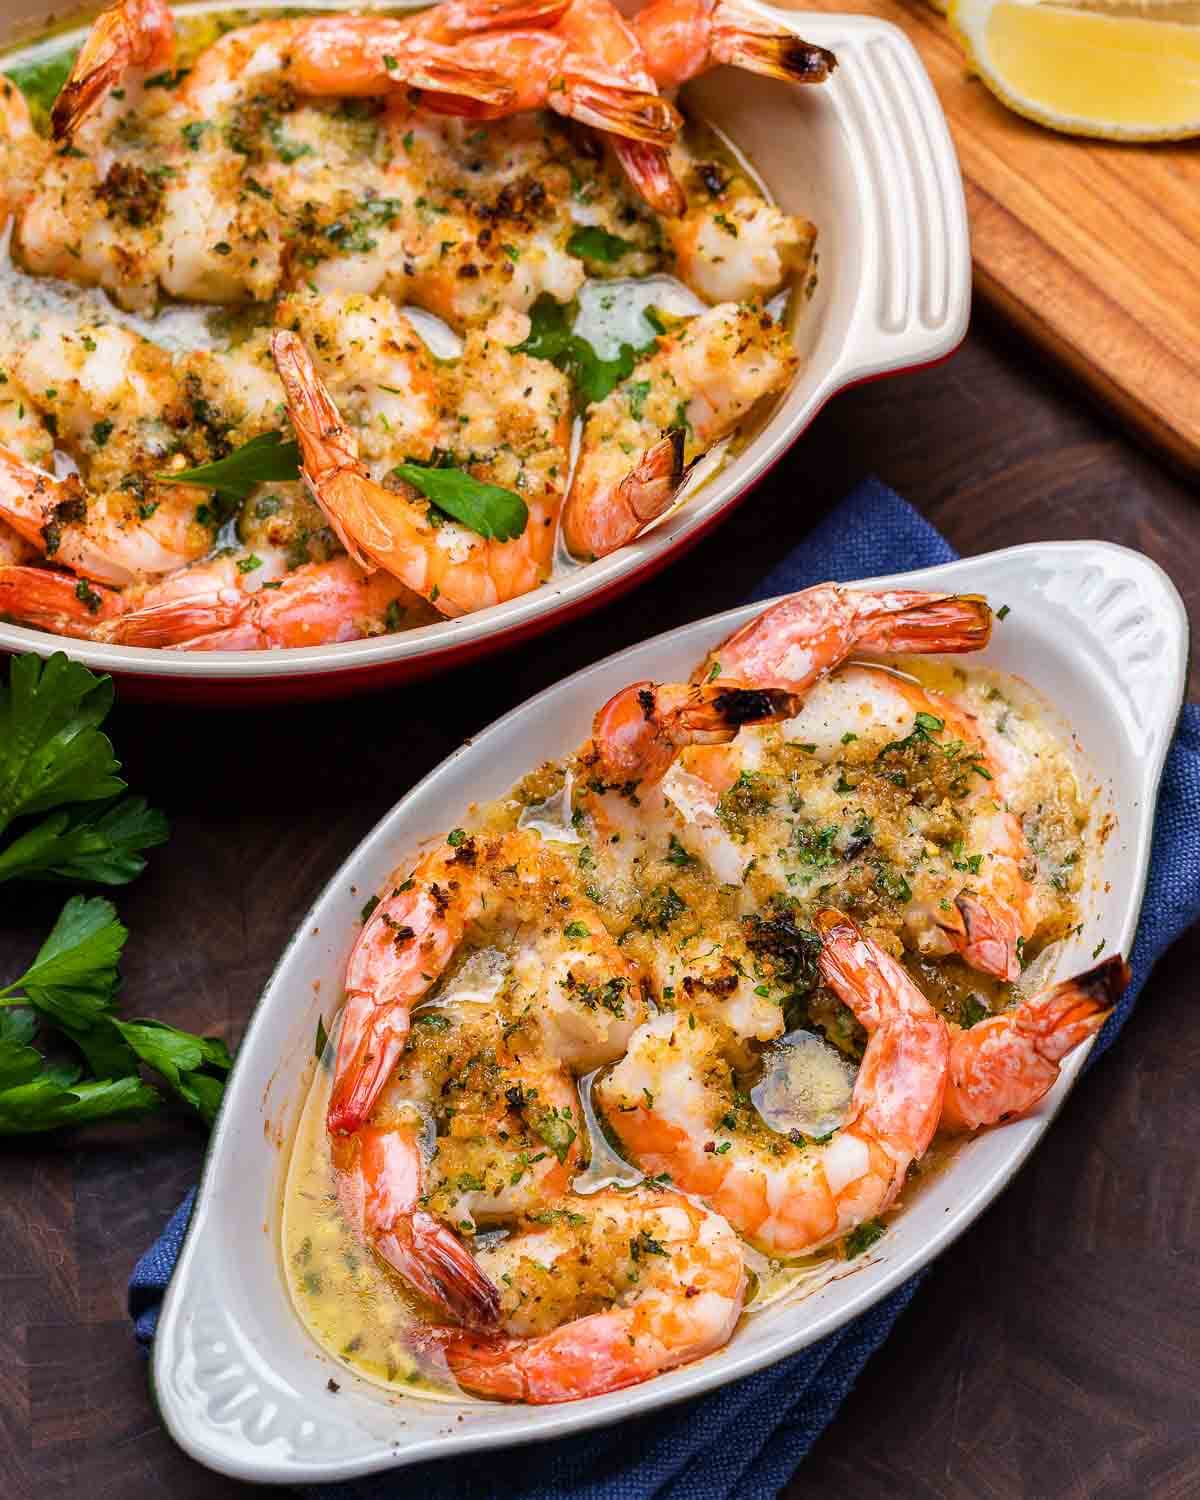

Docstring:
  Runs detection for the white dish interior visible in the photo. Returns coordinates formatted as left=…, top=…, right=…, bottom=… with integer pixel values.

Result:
left=0, top=5, right=969, bottom=681
left=152, top=540, right=1187, bottom=1482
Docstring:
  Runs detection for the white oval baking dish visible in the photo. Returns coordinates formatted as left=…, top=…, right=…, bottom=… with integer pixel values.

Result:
left=0, top=3, right=969, bottom=699
left=150, top=539, right=1186, bottom=1482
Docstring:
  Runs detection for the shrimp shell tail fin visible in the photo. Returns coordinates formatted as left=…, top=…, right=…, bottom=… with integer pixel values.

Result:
left=409, top=1212, right=502, bottom=1328
left=612, top=140, right=687, bottom=217
left=103, top=589, right=247, bottom=648
left=565, top=429, right=687, bottom=560
left=558, top=72, right=681, bottom=144
left=0, top=566, right=122, bottom=638
left=1027, top=954, right=1129, bottom=1062
left=626, top=427, right=688, bottom=525
left=377, top=1218, right=501, bottom=1329
left=50, top=65, right=117, bottom=141
left=857, top=590, right=993, bottom=655
left=271, top=331, right=378, bottom=573
left=711, top=3, right=837, bottom=84
left=444, top=0, right=572, bottom=31
left=326, top=992, right=411, bottom=1136
left=954, top=892, right=1021, bottom=981
left=415, top=1328, right=529, bottom=1399
left=402, top=57, right=516, bottom=109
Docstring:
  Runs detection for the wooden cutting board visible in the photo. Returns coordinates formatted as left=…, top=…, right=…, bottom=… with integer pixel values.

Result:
left=781, top=0, right=1200, bottom=474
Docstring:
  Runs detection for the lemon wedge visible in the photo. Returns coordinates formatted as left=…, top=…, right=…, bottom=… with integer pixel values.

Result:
left=950, top=0, right=1200, bottom=140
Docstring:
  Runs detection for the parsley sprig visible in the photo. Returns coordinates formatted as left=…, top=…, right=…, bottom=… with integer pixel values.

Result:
left=0, top=654, right=231, bottom=1133
left=0, top=654, right=168, bottom=886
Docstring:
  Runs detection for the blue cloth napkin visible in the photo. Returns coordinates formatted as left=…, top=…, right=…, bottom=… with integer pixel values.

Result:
left=129, top=478, right=1200, bottom=1498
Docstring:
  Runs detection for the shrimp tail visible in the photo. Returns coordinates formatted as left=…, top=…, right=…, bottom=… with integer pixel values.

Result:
left=341, top=1124, right=501, bottom=1327
left=611, top=140, right=687, bottom=217
left=852, top=590, right=993, bottom=655
left=710, top=2, right=837, bottom=85
left=557, top=69, right=681, bottom=144
left=443, top=0, right=573, bottom=31
left=326, top=991, right=412, bottom=1136
left=102, top=588, right=247, bottom=647
left=1020, top=954, right=1129, bottom=1060
left=954, top=892, right=1021, bottom=982
left=0, top=565, right=123, bottom=638
left=565, top=428, right=686, bottom=559
left=942, top=955, right=1129, bottom=1132
left=590, top=678, right=801, bottom=781
left=50, top=0, right=175, bottom=141
left=270, top=331, right=378, bottom=573
left=384, top=1213, right=503, bottom=1329
left=402, top=57, right=517, bottom=109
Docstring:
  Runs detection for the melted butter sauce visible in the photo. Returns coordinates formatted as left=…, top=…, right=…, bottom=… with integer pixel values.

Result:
left=279, top=656, right=1090, bottom=1403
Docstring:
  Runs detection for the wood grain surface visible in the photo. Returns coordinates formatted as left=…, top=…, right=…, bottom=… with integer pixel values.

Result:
left=1, top=311, right=1197, bottom=1499
left=789, top=0, right=1200, bottom=474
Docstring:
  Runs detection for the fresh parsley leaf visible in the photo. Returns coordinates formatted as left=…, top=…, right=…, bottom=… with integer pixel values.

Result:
left=0, top=1069, right=159, bottom=1134
left=113, top=1019, right=231, bottom=1124
left=394, top=462, right=528, bottom=543
left=0, top=654, right=124, bottom=838
left=0, top=895, right=125, bottom=1025
left=0, top=795, right=168, bottom=885
left=0, top=1008, right=157, bottom=1133
left=0, top=1007, right=41, bottom=1089
left=0, top=895, right=133, bottom=1075
left=511, top=295, right=659, bottom=408
left=158, top=430, right=301, bottom=503
left=566, top=225, right=637, bottom=264
left=4, top=45, right=79, bottom=130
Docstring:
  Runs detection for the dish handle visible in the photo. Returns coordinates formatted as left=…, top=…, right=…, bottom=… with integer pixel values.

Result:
left=771, top=9, right=972, bottom=385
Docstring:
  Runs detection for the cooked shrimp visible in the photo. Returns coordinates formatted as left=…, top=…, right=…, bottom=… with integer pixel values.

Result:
left=563, top=300, right=796, bottom=559
left=286, top=0, right=572, bottom=96
left=425, top=30, right=675, bottom=143
left=272, top=327, right=568, bottom=616
left=633, top=0, right=837, bottom=91
left=335, top=1018, right=582, bottom=1326
left=664, top=136, right=818, bottom=302
left=292, top=7, right=677, bottom=146
left=329, top=826, right=643, bottom=1135
left=942, top=956, right=1128, bottom=1131
left=106, top=554, right=415, bottom=649
left=49, top=0, right=175, bottom=141
left=553, top=0, right=686, bottom=215
left=597, top=908, right=948, bottom=1255
left=0, top=552, right=416, bottom=649
left=0, top=76, right=40, bottom=229
left=0, top=448, right=206, bottom=587
left=333, top=922, right=645, bottom=1322
left=773, top=665, right=1039, bottom=980
left=333, top=1118, right=503, bottom=1328
left=183, top=17, right=512, bottom=120
left=419, top=1186, right=746, bottom=1401
left=589, top=586, right=993, bottom=784
left=1, top=314, right=186, bottom=482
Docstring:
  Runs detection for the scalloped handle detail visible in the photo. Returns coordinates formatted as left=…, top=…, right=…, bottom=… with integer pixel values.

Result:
left=768, top=9, right=971, bottom=382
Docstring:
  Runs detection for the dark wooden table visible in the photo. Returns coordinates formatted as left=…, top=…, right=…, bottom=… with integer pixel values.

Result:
left=3, top=308, right=1197, bottom=1500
